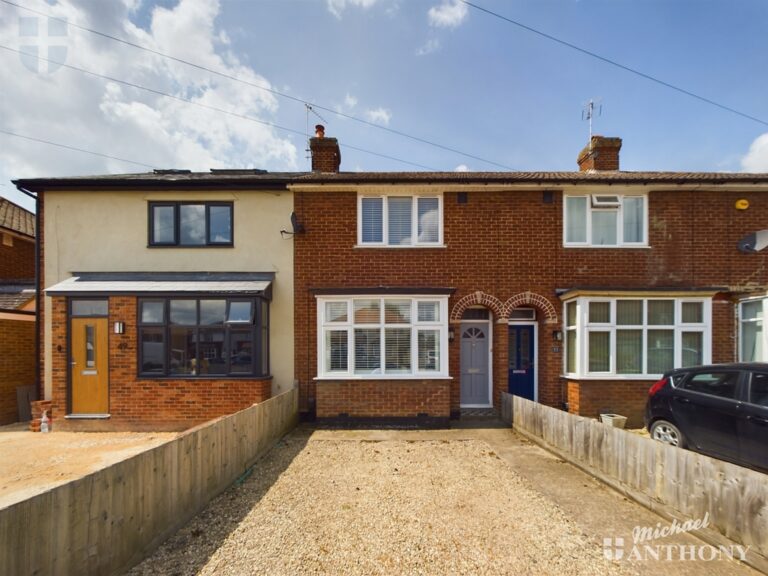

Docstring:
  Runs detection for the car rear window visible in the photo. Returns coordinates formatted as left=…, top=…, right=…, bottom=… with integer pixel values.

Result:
left=682, top=372, right=739, bottom=399
left=749, top=372, right=768, bottom=407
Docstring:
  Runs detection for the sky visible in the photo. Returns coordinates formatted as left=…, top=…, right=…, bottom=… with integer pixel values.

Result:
left=2, top=0, right=768, bottom=212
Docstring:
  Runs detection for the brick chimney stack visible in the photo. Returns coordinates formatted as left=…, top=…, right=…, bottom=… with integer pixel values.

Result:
left=577, top=135, right=622, bottom=171
left=309, top=124, right=341, bottom=173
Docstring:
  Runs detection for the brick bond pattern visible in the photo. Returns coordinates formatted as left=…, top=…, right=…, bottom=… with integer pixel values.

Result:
left=0, top=319, right=35, bottom=425
left=316, top=380, right=451, bottom=418
left=295, top=188, right=768, bottom=419
left=49, top=296, right=270, bottom=430
left=0, top=236, right=34, bottom=281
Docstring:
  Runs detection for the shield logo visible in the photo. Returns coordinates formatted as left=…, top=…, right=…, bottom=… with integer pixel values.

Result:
left=19, top=16, right=68, bottom=74
left=602, top=537, right=624, bottom=561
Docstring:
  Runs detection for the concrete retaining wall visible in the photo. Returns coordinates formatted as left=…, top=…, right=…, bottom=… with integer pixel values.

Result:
left=0, top=388, right=299, bottom=576
left=502, top=392, right=768, bottom=572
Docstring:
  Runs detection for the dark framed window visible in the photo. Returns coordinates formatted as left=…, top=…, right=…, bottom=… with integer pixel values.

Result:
left=138, top=296, right=269, bottom=377
left=148, top=202, right=233, bottom=247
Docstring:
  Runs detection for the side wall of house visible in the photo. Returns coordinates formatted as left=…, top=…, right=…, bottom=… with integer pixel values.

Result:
left=0, top=316, right=35, bottom=425
left=0, top=234, right=34, bottom=280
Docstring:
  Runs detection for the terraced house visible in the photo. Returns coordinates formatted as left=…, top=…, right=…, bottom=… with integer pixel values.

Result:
left=14, top=130, right=768, bottom=429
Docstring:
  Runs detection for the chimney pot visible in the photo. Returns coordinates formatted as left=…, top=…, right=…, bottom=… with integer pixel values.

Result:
left=309, top=127, right=341, bottom=173
left=315, top=124, right=325, bottom=138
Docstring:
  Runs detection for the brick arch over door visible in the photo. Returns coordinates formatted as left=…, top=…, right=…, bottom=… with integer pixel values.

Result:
left=503, top=292, right=559, bottom=324
left=450, top=291, right=504, bottom=322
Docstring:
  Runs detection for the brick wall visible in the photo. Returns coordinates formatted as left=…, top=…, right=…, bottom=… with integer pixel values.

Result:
left=0, top=317, right=35, bottom=425
left=50, top=296, right=271, bottom=430
left=294, top=187, right=768, bottom=418
left=566, top=379, right=655, bottom=428
left=0, top=235, right=34, bottom=280
left=316, top=380, right=451, bottom=418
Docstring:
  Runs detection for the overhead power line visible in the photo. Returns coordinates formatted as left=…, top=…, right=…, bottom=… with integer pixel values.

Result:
left=461, top=0, right=768, bottom=128
left=0, top=46, right=438, bottom=170
left=2, top=0, right=516, bottom=171
left=0, top=128, right=156, bottom=169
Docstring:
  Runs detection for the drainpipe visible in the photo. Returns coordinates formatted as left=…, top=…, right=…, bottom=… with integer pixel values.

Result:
left=14, top=185, right=41, bottom=400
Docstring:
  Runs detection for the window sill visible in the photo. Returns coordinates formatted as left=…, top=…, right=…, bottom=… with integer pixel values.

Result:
left=147, top=244, right=234, bottom=249
left=562, top=244, right=650, bottom=249
left=354, top=244, right=447, bottom=249
left=137, top=374, right=272, bottom=380
left=66, top=413, right=110, bottom=419
left=315, top=375, right=452, bottom=381
left=562, top=373, right=661, bottom=381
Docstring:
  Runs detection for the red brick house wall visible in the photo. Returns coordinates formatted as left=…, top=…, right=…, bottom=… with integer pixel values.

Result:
left=316, top=380, right=450, bottom=419
left=294, top=187, right=768, bottom=421
left=50, top=296, right=271, bottom=431
left=0, top=317, right=35, bottom=425
left=0, top=236, right=34, bottom=280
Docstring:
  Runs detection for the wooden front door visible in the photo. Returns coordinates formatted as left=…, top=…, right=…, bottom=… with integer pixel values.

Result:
left=71, top=317, right=109, bottom=414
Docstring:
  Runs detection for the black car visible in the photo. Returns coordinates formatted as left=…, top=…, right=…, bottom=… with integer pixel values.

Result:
left=645, top=363, right=768, bottom=472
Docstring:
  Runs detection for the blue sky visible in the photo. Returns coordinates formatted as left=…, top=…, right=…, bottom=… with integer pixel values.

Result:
left=2, top=0, right=768, bottom=211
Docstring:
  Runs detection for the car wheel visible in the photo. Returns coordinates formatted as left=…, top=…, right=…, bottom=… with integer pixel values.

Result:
left=650, top=420, right=685, bottom=448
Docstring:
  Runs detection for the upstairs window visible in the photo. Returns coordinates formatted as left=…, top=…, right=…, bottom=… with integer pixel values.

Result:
left=358, top=195, right=442, bottom=246
left=564, top=194, right=646, bottom=247
left=149, top=202, right=233, bottom=247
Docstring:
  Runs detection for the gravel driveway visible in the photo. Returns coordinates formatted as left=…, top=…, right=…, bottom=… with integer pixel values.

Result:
left=128, top=430, right=632, bottom=576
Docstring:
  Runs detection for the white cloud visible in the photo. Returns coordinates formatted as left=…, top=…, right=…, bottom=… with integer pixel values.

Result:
left=741, top=133, right=768, bottom=172
left=344, top=93, right=358, bottom=109
left=365, top=107, right=392, bottom=126
left=454, top=164, right=469, bottom=172
left=428, top=0, right=468, bottom=29
left=0, top=0, right=298, bottom=203
left=326, top=0, right=379, bottom=19
left=416, top=38, right=440, bottom=56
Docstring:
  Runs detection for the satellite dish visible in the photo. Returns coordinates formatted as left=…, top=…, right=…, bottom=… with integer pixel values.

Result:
left=291, top=212, right=305, bottom=234
left=738, top=229, right=768, bottom=253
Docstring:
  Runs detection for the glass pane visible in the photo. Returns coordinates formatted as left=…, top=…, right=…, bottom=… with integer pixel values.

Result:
left=566, top=301, right=577, bottom=327
left=209, top=205, right=232, bottom=243
left=617, top=330, right=642, bottom=374
left=385, top=300, right=411, bottom=324
left=681, top=332, right=703, bottom=367
left=325, top=330, right=348, bottom=371
left=354, top=299, right=380, bottom=324
left=592, top=210, right=617, bottom=246
left=387, top=196, right=412, bottom=246
left=227, top=301, right=253, bottom=323
left=170, top=327, right=197, bottom=375
left=647, top=329, right=674, bottom=373
left=152, top=205, right=175, bottom=244
left=385, top=328, right=411, bottom=373
left=617, top=300, right=642, bottom=325
left=199, top=330, right=226, bottom=374
left=141, top=301, right=165, bottom=324
left=622, top=197, right=644, bottom=243
left=648, top=300, right=674, bottom=325
left=743, top=301, right=764, bottom=321
left=565, top=197, right=587, bottom=243
left=71, top=300, right=108, bottom=317
left=742, top=318, right=764, bottom=362
left=462, top=308, right=489, bottom=320
left=749, top=372, right=768, bottom=406
left=682, top=302, right=703, bottom=323
left=179, top=204, right=206, bottom=245
left=418, top=330, right=439, bottom=371
left=85, top=325, right=95, bottom=368
left=140, top=328, right=165, bottom=373
left=200, top=300, right=226, bottom=325
left=417, top=197, right=439, bottom=243
left=588, top=302, right=610, bottom=323
left=588, top=331, right=610, bottom=372
left=361, top=197, right=383, bottom=243
left=566, top=329, right=577, bottom=373
left=170, top=300, right=197, bottom=325
left=354, top=328, right=380, bottom=374
left=684, top=372, right=738, bottom=399
left=417, top=301, right=440, bottom=322
left=509, top=308, right=535, bottom=320
left=229, top=331, right=253, bottom=374
left=325, top=302, right=348, bottom=323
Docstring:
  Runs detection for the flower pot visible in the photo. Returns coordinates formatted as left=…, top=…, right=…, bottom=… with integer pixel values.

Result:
left=600, top=413, right=627, bottom=429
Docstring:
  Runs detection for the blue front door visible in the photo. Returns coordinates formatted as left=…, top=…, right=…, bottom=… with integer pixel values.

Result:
left=508, top=325, right=535, bottom=400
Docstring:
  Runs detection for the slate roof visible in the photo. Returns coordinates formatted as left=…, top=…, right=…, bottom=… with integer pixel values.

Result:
left=0, top=282, right=35, bottom=310
left=0, top=197, right=35, bottom=238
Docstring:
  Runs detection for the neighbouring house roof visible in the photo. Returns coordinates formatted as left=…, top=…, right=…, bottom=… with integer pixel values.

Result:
left=45, top=272, right=274, bottom=298
left=13, top=169, right=768, bottom=191
left=0, top=282, right=36, bottom=310
left=0, top=197, right=35, bottom=239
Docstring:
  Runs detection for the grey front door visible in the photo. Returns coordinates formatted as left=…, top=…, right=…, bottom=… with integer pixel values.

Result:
left=460, top=323, right=490, bottom=406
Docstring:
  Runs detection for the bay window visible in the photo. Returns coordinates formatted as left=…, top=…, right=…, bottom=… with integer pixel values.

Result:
left=564, top=297, right=711, bottom=377
left=318, top=296, right=448, bottom=377
left=564, top=194, right=647, bottom=247
left=358, top=194, right=442, bottom=246
left=740, top=299, right=765, bottom=362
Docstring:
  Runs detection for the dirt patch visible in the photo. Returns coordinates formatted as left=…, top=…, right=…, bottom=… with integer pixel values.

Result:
left=0, top=423, right=177, bottom=508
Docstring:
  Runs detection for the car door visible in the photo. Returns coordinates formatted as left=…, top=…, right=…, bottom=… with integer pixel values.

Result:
left=739, top=370, right=768, bottom=471
left=672, top=369, right=741, bottom=459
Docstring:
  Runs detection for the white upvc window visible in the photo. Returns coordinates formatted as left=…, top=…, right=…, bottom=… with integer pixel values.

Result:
left=564, top=194, right=647, bottom=247
left=563, top=297, right=711, bottom=378
left=317, top=296, right=449, bottom=378
left=358, top=194, right=443, bottom=246
left=740, top=298, right=766, bottom=362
